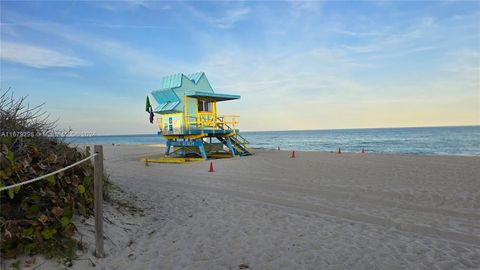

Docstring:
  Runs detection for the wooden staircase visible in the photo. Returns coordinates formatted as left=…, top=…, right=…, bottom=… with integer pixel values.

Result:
left=216, top=122, right=252, bottom=157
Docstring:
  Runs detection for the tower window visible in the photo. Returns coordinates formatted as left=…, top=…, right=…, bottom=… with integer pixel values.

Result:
left=197, top=100, right=212, bottom=112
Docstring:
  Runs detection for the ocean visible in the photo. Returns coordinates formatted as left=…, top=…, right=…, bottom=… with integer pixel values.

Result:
left=67, top=126, right=480, bottom=156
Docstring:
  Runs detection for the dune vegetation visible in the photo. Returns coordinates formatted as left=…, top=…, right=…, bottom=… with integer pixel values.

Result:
left=0, top=90, right=95, bottom=262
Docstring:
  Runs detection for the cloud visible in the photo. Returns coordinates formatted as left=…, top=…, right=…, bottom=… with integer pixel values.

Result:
left=188, top=5, right=251, bottom=29
left=444, top=49, right=480, bottom=82
left=289, top=0, right=324, bottom=14
left=0, top=42, right=89, bottom=68
left=1, top=12, right=185, bottom=77
left=197, top=44, right=368, bottom=99
left=1, top=21, right=169, bottom=30
left=215, top=7, right=251, bottom=29
left=96, top=0, right=171, bottom=12
left=339, top=16, right=439, bottom=57
left=332, top=29, right=385, bottom=37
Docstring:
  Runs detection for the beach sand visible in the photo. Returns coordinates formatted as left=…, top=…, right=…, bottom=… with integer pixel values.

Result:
left=9, top=145, right=480, bottom=269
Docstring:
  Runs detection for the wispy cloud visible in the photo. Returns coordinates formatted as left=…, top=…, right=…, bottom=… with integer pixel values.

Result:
left=340, top=16, right=439, bottom=56
left=198, top=45, right=373, bottom=130
left=444, top=49, right=480, bottom=82
left=1, top=12, right=185, bottom=77
left=198, top=44, right=368, bottom=98
left=332, top=29, right=385, bottom=37
left=1, top=21, right=169, bottom=29
left=188, top=5, right=251, bottom=29
left=289, top=0, right=324, bottom=15
left=96, top=0, right=171, bottom=12
left=216, top=7, right=251, bottom=29
left=0, top=42, right=89, bottom=68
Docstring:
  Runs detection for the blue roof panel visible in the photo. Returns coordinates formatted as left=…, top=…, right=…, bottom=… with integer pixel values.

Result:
left=159, top=73, right=182, bottom=90
left=158, top=72, right=205, bottom=90
left=185, top=72, right=204, bottom=84
left=151, top=89, right=181, bottom=113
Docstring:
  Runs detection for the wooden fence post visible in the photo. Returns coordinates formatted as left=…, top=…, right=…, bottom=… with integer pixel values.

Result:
left=93, top=145, right=104, bottom=258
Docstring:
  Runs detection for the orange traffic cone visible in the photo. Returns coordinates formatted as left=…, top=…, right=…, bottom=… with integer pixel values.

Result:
left=361, top=148, right=365, bottom=154
left=208, top=162, right=215, bottom=172
left=291, top=151, right=296, bottom=158
left=337, top=148, right=341, bottom=154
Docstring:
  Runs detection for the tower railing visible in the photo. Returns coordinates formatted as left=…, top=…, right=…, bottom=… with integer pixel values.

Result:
left=183, top=114, right=239, bottom=131
left=216, top=115, right=239, bottom=130
left=157, top=114, right=242, bottom=134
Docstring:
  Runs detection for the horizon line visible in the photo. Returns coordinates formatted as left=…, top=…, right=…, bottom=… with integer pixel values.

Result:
left=70, top=124, right=480, bottom=137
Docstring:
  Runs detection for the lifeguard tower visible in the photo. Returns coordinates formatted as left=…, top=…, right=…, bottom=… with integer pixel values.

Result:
left=145, top=72, right=252, bottom=160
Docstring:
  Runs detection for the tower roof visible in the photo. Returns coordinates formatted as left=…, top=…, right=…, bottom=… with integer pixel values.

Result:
left=186, top=91, right=240, bottom=101
left=159, top=72, right=205, bottom=90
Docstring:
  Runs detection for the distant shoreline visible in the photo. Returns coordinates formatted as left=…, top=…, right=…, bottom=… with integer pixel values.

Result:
left=66, top=126, right=480, bottom=157
left=71, top=144, right=480, bottom=158
left=67, top=125, right=480, bottom=137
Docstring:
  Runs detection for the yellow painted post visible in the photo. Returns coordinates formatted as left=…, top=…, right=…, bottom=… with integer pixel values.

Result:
left=196, top=98, right=200, bottom=128
left=213, top=101, right=217, bottom=128
left=158, top=115, right=163, bottom=132
left=184, top=96, right=188, bottom=131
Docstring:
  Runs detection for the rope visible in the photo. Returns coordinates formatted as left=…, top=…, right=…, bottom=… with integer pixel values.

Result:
left=0, top=153, right=98, bottom=192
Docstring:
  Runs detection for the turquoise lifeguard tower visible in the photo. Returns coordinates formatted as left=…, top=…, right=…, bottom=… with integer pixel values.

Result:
left=145, top=72, right=252, bottom=160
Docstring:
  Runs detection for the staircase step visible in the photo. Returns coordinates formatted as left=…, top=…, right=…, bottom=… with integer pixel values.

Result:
left=216, top=134, right=252, bottom=156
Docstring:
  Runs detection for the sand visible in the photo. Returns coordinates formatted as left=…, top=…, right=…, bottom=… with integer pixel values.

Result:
left=5, top=145, right=480, bottom=269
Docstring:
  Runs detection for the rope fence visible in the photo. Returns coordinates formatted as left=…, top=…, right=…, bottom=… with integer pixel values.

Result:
left=0, top=145, right=105, bottom=258
left=0, top=154, right=97, bottom=192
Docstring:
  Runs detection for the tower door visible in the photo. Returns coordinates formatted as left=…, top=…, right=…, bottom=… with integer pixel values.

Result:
left=197, top=99, right=216, bottom=128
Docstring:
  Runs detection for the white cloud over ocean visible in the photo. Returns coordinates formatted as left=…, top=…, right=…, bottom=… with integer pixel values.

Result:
left=1, top=42, right=89, bottom=69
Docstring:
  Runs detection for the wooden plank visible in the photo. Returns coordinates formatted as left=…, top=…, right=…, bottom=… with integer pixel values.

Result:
left=93, top=145, right=104, bottom=258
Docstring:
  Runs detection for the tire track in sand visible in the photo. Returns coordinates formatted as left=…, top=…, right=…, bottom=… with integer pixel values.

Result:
left=157, top=180, right=480, bottom=247
left=155, top=169, right=480, bottom=221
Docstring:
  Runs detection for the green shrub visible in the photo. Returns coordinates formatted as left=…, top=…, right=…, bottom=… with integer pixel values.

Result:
left=0, top=90, right=94, bottom=259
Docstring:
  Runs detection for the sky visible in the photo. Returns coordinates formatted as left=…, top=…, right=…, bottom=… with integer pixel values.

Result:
left=0, top=0, right=479, bottom=134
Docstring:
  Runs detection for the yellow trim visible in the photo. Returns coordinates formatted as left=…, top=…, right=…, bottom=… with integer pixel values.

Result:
left=163, top=133, right=207, bottom=140
left=215, top=115, right=239, bottom=130
left=176, top=97, right=241, bottom=132
left=142, top=157, right=204, bottom=163
left=208, top=152, right=232, bottom=158
left=213, top=101, right=217, bottom=126
left=223, top=132, right=236, bottom=137
left=156, top=116, right=162, bottom=130
left=184, top=95, right=188, bottom=131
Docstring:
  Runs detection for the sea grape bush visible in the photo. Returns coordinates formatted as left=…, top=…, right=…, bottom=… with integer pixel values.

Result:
left=0, top=90, right=94, bottom=259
